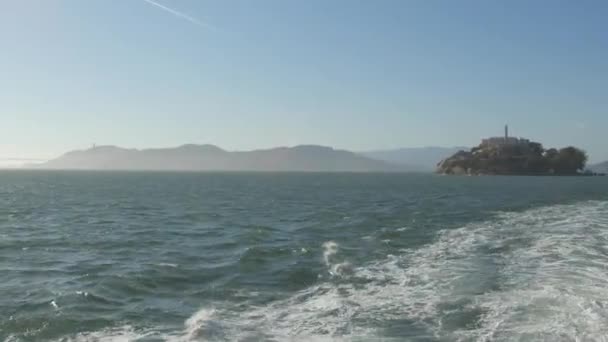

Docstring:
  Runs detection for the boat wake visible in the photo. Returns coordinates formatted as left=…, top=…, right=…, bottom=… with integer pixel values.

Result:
left=57, top=200, right=608, bottom=341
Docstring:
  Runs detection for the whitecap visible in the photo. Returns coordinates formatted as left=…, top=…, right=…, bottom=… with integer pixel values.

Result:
left=183, top=308, right=216, bottom=340
left=54, top=326, right=151, bottom=342
left=322, top=241, right=352, bottom=277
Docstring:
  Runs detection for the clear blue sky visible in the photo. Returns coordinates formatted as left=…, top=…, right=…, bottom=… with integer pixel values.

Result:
left=1, top=0, right=607, bottom=162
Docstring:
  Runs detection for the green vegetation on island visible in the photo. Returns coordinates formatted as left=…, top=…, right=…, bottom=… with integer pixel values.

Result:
left=437, top=135, right=589, bottom=176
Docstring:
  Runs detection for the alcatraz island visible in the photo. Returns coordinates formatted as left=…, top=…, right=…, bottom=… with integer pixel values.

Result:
left=437, top=126, right=598, bottom=176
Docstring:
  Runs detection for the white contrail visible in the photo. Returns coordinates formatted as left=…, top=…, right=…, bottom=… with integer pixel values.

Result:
left=141, top=0, right=217, bottom=31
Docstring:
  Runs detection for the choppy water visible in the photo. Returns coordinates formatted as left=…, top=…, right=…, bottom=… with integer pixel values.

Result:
left=2, top=171, right=608, bottom=341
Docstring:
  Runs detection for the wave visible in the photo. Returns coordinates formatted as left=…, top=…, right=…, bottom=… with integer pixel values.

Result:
left=322, top=241, right=353, bottom=278
left=48, top=326, right=149, bottom=342
left=53, top=200, right=608, bottom=341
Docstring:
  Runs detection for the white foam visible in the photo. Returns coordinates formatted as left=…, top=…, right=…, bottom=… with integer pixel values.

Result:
left=55, top=326, right=151, bottom=342
left=52, top=200, right=608, bottom=341
left=322, top=241, right=352, bottom=278
left=178, top=200, right=608, bottom=341
left=322, top=241, right=339, bottom=267
left=458, top=201, right=608, bottom=341
left=182, top=308, right=216, bottom=340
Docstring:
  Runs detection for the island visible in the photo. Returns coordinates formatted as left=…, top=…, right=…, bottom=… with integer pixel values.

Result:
left=437, top=126, right=591, bottom=176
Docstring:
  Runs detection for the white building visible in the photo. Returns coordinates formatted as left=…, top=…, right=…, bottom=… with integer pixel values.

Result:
left=481, top=125, right=529, bottom=147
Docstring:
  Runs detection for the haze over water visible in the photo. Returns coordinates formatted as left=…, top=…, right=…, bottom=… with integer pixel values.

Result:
left=2, top=171, right=608, bottom=341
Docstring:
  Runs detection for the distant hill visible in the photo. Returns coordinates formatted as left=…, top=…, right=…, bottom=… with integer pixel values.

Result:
left=35, top=144, right=408, bottom=172
left=589, top=161, right=608, bottom=174
left=360, top=147, right=466, bottom=171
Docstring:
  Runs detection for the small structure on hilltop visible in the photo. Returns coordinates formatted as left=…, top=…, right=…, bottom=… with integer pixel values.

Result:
left=481, top=125, right=530, bottom=147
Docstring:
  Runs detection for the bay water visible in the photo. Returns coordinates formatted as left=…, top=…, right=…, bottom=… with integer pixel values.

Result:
left=2, top=171, right=608, bottom=341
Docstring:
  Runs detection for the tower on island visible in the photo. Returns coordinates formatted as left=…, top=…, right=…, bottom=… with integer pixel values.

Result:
left=481, top=125, right=529, bottom=147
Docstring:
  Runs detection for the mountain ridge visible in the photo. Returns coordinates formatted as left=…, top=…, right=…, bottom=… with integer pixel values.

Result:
left=589, top=161, right=608, bottom=174
left=35, top=144, right=411, bottom=172
left=360, top=146, right=467, bottom=171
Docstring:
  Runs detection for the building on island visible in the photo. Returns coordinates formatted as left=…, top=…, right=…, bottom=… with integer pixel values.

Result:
left=481, top=125, right=529, bottom=147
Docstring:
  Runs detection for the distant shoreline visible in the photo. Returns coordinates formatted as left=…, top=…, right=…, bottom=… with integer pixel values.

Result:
left=0, top=168, right=428, bottom=174
left=3, top=168, right=606, bottom=177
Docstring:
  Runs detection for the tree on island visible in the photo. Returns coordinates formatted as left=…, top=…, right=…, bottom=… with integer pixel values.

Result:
left=550, top=146, right=587, bottom=174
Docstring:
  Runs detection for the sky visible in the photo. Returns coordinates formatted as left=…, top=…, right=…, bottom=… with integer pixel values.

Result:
left=1, top=0, right=607, bottom=163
